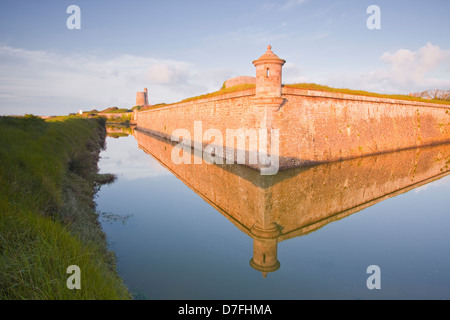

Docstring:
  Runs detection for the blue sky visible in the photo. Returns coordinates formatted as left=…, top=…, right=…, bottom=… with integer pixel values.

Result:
left=0, top=0, right=449, bottom=115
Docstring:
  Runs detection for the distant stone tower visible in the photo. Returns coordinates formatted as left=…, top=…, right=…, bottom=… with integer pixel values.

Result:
left=252, top=45, right=286, bottom=98
left=136, top=88, right=149, bottom=106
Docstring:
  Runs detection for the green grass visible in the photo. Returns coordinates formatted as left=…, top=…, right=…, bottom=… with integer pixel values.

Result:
left=162, top=81, right=449, bottom=106
left=103, top=113, right=132, bottom=125
left=99, top=107, right=131, bottom=113
left=178, top=83, right=256, bottom=103
left=81, top=109, right=99, bottom=114
left=102, top=109, right=131, bottom=114
left=139, top=103, right=167, bottom=111
left=284, top=83, right=450, bottom=105
left=0, top=115, right=130, bottom=299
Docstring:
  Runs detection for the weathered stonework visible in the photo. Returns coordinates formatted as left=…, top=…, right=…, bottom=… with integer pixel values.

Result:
left=276, top=87, right=450, bottom=168
left=136, top=46, right=450, bottom=171
left=253, top=45, right=285, bottom=98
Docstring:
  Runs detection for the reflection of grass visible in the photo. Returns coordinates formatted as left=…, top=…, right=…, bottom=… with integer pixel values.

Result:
left=284, top=83, right=450, bottom=105
left=107, top=132, right=129, bottom=138
left=94, top=173, right=117, bottom=185
left=106, top=124, right=133, bottom=138
left=105, top=114, right=132, bottom=125
left=0, top=115, right=130, bottom=299
left=106, top=124, right=133, bottom=134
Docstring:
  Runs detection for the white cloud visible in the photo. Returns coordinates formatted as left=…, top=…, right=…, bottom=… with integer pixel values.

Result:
left=319, top=43, right=450, bottom=94
left=414, top=175, right=450, bottom=194
left=0, top=46, right=231, bottom=116
left=379, top=42, right=450, bottom=89
left=2, top=42, right=448, bottom=116
left=146, top=63, right=190, bottom=85
left=99, top=135, right=170, bottom=181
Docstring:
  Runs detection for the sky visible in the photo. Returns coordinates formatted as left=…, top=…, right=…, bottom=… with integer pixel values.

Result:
left=0, top=0, right=449, bottom=116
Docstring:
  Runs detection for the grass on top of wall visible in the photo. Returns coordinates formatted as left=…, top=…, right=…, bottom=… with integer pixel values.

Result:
left=0, top=115, right=130, bottom=299
left=284, top=83, right=450, bottom=105
left=179, top=83, right=256, bottom=103
left=133, top=81, right=449, bottom=111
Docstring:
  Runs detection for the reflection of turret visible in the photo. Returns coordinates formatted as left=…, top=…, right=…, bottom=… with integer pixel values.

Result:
left=250, top=222, right=281, bottom=277
left=132, top=129, right=450, bottom=276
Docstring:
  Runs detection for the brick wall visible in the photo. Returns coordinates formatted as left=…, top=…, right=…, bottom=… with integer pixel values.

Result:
left=136, top=87, right=450, bottom=170
left=277, top=87, right=450, bottom=168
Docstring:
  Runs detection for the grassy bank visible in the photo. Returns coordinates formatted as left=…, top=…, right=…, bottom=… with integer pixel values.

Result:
left=0, top=115, right=130, bottom=299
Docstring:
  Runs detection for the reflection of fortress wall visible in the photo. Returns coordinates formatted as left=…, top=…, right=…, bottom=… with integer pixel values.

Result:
left=136, top=46, right=450, bottom=171
left=135, top=129, right=450, bottom=237
left=135, top=128, right=265, bottom=233
left=269, top=146, right=450, bottom=239
left=134, top=129, right=450, bottom=275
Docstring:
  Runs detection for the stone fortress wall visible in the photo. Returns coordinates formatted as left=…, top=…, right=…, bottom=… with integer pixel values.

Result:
left=135, top=46, right=450, bottom=171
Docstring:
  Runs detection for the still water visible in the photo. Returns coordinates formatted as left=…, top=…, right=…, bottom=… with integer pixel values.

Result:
left=96, top=127, right=450, bottom=300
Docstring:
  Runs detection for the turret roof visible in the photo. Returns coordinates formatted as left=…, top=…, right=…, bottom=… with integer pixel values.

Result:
left=252, top=45, right=286, bottom=66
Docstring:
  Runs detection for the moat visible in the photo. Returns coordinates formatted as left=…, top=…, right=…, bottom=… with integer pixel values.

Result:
left=96, top=128, right=450, bottom=299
